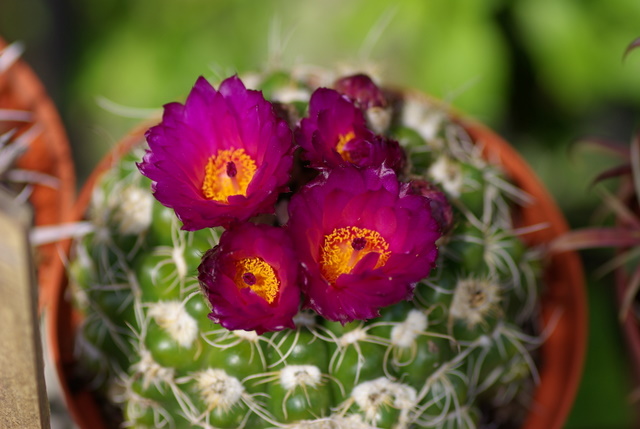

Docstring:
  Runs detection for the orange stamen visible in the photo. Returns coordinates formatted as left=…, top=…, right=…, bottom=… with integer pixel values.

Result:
left=335, top=131, right=356, bottom=162
left=235, top=257, right=280, bottom=304
left=202, top=148, right=257, bottom=203
left=320, top=226, right=391, bottom=285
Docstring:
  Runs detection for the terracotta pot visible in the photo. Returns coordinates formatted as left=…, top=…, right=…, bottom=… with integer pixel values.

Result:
left=0, top=37, right=76, bottom=310
left=48, top=115, right=586, bottom=429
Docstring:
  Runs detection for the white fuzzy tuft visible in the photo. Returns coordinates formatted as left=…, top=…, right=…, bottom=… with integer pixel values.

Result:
left=171, top=245, right=187, bottom=279
left=428, top=155, right=463, bottom=198
left=450, top=278, right=501, bottom=328
left=293, top=311, right=317, bottom=329
left=288, top=415, right=377, bottom=429
left=233, top=329, right=259, bottom=342
left=194, top=368, right=244, bottom=411
left=271, top=87, right=311, bottom=104
left=132, top=349, right=174, bottom=389
left=339, top=328, right=368, bottom=347
left=111, top=185, right=153, bottom=235
left=351, top=378, right=416, bottom=421
left=366, top=107, right=392, bottom=134
left=390, top=309, right=428, bottom=349
left=148, top=301, right=199, bottom=348
left=280, top=365, right=322, bottom=391
left=401, top=97, right=445, bottom=143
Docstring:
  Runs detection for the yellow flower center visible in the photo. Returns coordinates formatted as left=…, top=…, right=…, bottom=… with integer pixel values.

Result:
left=335, top=131, right=356, bottom=162
left=235, top=257, right=280, bottom=304
left=202, top=148, right=257, bottom=203
left=320, top=226, right=391, bottom=285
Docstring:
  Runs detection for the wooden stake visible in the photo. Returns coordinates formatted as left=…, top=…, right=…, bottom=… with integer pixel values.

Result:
left=0, top=189, right=50, bottom=428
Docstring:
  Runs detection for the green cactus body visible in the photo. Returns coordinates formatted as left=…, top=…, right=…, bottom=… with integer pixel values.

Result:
left=70, top=72, right=543, bottom=429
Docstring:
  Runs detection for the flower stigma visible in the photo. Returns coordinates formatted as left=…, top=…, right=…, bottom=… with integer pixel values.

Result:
left=226, top=161, right=237, bottom=177
left=320, top=226, right=391, bottom=285
left=235, top=257, right=280, bottom=303
left=242, top=272, right=257, bottom=286
left=202, top=148, right=256, bottom=202
left=351, top=237, right=367, bottom=251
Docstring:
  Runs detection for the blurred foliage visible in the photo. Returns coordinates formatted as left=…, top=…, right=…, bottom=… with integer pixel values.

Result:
left=2, top=0, right=640, bottom=185
left=565, top=278, right=636, bottom=429
left=1, top=0, right=640, bottom=427
left=514, top=0, right=640, bottom=113
left=50, top=0, right=512, bottom=179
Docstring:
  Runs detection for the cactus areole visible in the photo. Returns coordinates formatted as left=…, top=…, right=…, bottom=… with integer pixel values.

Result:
left=68, top=70, right=553, bottom=429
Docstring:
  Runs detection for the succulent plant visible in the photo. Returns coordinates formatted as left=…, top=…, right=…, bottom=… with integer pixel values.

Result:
left=551, top=133, right=640, bottom=321
left=551, top=38, right=640, bottom=323
left=69, top=69, right=544, bottom=428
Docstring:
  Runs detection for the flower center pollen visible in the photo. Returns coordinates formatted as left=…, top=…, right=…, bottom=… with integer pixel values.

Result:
left=320, top=226, right=391, bottom=285
left=202, top=148, right=257, bottom=203
left=335, top=131, right=356, bottom=161
left=235, top=257, right=280, bottom=304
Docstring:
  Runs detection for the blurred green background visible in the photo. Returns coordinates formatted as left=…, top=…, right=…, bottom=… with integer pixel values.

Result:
left=1, top=0, right=639, bottom=427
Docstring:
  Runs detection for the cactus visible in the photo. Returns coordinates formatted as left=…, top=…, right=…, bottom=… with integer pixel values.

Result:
left=69, top=69, right=543, bottom=429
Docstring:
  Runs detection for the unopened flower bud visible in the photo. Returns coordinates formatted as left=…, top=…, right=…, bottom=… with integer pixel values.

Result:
left=410, top=179, right=453, bottom=233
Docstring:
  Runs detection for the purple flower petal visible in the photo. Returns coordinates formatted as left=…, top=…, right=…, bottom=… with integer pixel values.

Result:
left=334, top=74, right=387, bottom=109
left=198, top=222, right=301, bottom=334
left=287, top=165, right=441, bottom=323
left=295, top=88, right=404, bottom=173
left=139, top=76, right=293, bottom=230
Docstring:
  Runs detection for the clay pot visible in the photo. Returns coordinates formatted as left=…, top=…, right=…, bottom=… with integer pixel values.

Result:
left=0, top=37, right=76, bottom=309
left=48, top=115, right=586, bottom=429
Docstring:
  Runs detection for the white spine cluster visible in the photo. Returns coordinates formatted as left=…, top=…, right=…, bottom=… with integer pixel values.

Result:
left=194, top=368, right=244, bottom=411
left=280, top=365, right=323, bottom=391
left=400, top=96, right=445, bottom=144
left=338, top=328, right=369, bottom=348
left=233, top=329, right=260, bottom=343
left=366, top=106, right=391, bottom=135
left=350, top=377, right=416, bottom=424
left=390, top=310, right=428, bottom=349
left=287, top=414, right=377, bottom=429
left=450, top=277, right=501, bottom=329
left=148, top=301, right=199, bottom=348
left=111, top=184, right=153, bottom=235
left=429, top=155, right=464, bottom=198
left=132, top=349, right=175, bottom=390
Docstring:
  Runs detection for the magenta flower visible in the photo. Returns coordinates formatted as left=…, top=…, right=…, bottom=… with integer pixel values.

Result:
left=198, top=222, right=301, bottom=334
left=339, top=134, right=407, bottom=175
left=138, top=76, right=293, bottom=230
left=334, top=74, right=387, bottom=110
left=295, top=88, right=404, bottom=172
left=287, top=165, right=441, bottom=323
